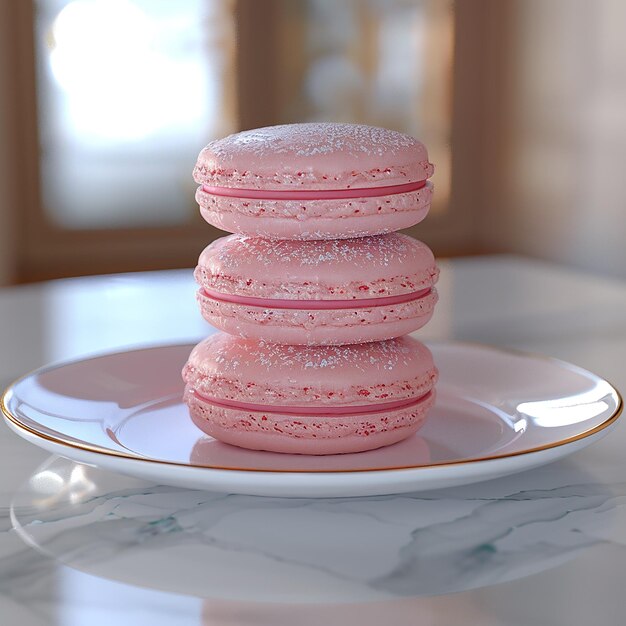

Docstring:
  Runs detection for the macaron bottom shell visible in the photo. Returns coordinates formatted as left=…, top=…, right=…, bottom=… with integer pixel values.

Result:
left=185, top=387, right=435, bottom=455
left=199, top=203, right=430, bottom=240
left=197, top=288, right=438, bottom=346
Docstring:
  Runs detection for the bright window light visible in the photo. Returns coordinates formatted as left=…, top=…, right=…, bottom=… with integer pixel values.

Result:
left=35, top=0, right=235, bottom=228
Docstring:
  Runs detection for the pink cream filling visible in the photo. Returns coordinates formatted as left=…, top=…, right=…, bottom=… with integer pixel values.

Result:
left=201, top=179, right=427, bottom=200
left=190, top=388, right=433, bottom=417
left=200, top=287, right=432, bottom=310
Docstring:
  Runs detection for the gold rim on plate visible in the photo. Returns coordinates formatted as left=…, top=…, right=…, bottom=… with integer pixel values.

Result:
left=1, top=342, right=623, bottom=474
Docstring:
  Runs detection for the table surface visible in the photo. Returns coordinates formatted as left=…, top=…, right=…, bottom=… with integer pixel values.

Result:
left=1, top=255, right=626, bottom=625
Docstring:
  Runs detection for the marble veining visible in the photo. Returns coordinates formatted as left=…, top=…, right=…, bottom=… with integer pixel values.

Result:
left=7, top=456, right=626, bottom=604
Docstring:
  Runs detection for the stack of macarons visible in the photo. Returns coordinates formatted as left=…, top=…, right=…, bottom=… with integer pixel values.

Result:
left=183, top=123, right=439, bottom=455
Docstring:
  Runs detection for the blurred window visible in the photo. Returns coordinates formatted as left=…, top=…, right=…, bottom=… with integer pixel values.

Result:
left=35, top=0, right=235, bottom=229
left=11, top=0, right=455, bottom=281
left=274, top=0, right=453, bottom=212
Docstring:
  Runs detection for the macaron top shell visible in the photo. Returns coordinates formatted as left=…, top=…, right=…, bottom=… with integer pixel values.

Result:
left=195, top=233, right=438, bottom=301
left=193, top=123, right=433, bottom=191
left=182, top=334, right=437, bottom=407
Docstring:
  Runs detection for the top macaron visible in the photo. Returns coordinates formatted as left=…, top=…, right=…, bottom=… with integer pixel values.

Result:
left=193, top=122, right=434, bottom=240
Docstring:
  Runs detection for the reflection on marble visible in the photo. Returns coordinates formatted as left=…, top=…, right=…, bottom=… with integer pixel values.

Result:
left=10, top=456, right=626, bottom=605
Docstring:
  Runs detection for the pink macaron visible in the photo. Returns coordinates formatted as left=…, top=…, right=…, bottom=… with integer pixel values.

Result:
left=193, top=122, right=434, bottom=240
left=194, top=232, right=438, bottom=345
left=182, top=333, right=438, bottom=455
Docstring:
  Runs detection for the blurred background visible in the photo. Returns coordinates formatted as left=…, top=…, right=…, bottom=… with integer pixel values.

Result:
left=0, top=0, right=625, bottom=285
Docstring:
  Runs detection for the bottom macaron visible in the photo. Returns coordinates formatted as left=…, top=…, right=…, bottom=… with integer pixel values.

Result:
left=182, top=333, right=438, bottom=455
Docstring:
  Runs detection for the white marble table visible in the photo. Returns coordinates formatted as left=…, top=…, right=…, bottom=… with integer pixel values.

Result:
left=1, top=255, right=626, bottom=625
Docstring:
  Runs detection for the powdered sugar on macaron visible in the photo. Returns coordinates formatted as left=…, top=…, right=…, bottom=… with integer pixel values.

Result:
left=193, top=233, right=438, bottom=345
left=182, top=334, right=438, bottom=454
left=182, top=334, right=437, bottom=406
left=193, top=123, right=434, bottom=239
left=193, top=123, right=433, bottom=190
left=195, top=233, right=438, bottom=300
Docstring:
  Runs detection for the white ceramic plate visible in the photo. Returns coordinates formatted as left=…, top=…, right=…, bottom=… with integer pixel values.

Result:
left=2, top=342, right=622, bottom=497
